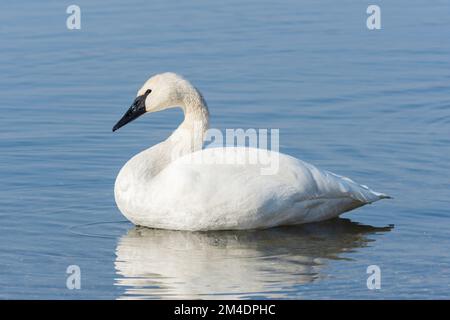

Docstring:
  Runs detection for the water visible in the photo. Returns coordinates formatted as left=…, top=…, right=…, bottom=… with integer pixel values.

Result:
left=1, top=0, right=449, bottom=299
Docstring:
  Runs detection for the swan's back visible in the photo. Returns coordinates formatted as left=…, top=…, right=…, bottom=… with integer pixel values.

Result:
left=121, top=147, right=387, bottom=230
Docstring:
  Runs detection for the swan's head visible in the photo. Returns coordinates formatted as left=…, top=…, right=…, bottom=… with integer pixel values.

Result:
left=113, top=72, right=191, bottom=132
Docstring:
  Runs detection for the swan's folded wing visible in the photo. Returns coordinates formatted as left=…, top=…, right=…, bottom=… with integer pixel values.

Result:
left=147, top=147, right=387, bottom=230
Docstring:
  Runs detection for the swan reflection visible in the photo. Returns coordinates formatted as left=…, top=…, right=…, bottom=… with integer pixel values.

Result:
left=114, top=218, right=392, bottom=299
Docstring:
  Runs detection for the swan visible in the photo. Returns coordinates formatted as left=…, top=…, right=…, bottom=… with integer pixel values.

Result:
left=112, top=72, right=389, bottom=231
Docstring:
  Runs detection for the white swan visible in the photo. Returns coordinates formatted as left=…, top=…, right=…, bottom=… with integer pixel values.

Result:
left=113, top=72, right=389, bottom=231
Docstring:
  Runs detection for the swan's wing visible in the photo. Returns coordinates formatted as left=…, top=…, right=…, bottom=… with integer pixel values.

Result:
left=146, top=147, right=387, bottom=230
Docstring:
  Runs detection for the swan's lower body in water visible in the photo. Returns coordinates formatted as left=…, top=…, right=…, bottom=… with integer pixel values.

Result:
left=115, top=147, right=389, bottom=231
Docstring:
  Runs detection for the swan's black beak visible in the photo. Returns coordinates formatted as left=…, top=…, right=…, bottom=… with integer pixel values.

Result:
left=112, top=94, right=147, bottom=132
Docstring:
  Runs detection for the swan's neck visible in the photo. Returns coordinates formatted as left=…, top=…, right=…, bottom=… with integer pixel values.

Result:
left=168, top=92, right=209, bottom=158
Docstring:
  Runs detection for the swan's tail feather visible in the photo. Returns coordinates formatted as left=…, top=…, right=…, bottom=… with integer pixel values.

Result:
left=325, top=171, right=391, bottom=204
left=368, top=187, right=392, bottom=199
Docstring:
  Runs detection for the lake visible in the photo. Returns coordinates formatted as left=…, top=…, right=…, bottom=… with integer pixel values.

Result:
left=0, top=0, right=449, bottom=299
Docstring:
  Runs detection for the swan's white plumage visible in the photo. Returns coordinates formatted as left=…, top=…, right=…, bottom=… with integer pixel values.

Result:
left=114, top=72, right=388, bottom=231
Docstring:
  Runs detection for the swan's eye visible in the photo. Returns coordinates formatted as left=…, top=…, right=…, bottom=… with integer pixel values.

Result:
left=145, top=89, right=152, bottom=95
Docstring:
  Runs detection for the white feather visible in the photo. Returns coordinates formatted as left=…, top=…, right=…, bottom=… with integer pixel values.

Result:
left=114, top=73, right=389, bottom=231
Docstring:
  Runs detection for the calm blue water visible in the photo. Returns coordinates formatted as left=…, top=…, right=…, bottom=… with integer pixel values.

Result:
left=1, top=0, right=450, bottom=299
